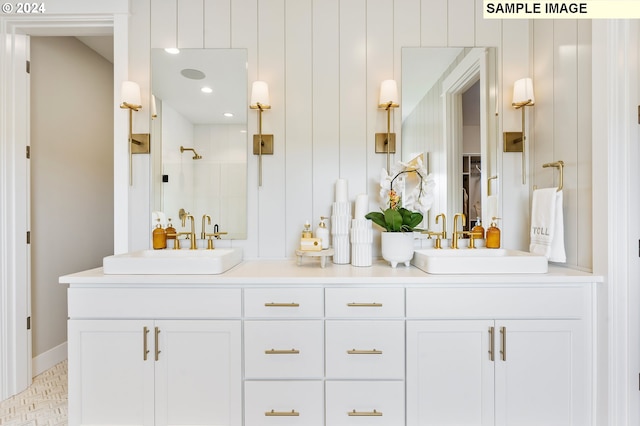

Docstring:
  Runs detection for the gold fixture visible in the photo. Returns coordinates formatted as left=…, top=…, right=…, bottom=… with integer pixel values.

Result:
left=487, top=175, right=498, bottom=196
left=265, top=349, right=300, bottom=354
left=250, top=81, right=273, bottom=187
left=505, top=78, right=535, bottom=184
left=180, top=145, right=202, bottom=160
left=154, top=327, right=161, bottom=361
left=265, top=410, right=299, bottom=417
left=424, top=213, right=447, bottom=249
left=265, top=302, right=300, bottom=307
left=143, top=326, right=150, bottom=361
left=489, top=326, right=495, bottom=361
left=120, top=81, right=144, bottom=185
left=347, top=302, right=383, bottom=307
left=376, top=80, right=399, bottom=172
left=131, top=133, right=150, bottom=154
left=348, top=410, right=383, bottom=417
left=347, top=349, right=383, bottom=355
left=167, top=212, right=197, bottom=250
left=201, top=214, right=211, bottom=240
left=500, top=326, right=507, bottom=361
left=451, top=212, right=466, bottom=249
left=542, top=160, right=564, bottom=191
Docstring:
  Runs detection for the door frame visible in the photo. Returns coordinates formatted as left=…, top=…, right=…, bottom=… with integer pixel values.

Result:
left=0, top=8, right=128, bottom=400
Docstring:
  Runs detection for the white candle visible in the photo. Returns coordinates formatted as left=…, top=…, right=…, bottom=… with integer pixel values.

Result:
left=335, top=179, right=348, bottom=203
left=354, top=193, right=369, bottom=220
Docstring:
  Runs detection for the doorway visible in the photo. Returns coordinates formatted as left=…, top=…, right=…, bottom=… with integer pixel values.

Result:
left=29, top=36, right=114, bottom=374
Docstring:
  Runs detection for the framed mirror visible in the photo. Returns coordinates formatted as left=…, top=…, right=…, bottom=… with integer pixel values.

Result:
left=151, top=48, right=248, bottom=239
left=402, top=47, right=497, bottom=232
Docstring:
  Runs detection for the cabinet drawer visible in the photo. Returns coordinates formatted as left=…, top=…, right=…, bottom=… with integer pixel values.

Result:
left=325, top=321, right=404, bottom=379
left=68, top=287, right=241, bottom=318
left=244, top=320, right=324, bottom=378
left=326, top=381, right=404, bottom=426
left=244, top=381, right=324, bottom=426
left=244, top=288, right=323, bottom=318
left=325, top=288, right=404, bottom=318
left=406, top=286, right=588, bottom=319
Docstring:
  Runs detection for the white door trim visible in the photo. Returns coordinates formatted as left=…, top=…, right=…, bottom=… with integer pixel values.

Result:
left=0, top=10, right=128, bottom=400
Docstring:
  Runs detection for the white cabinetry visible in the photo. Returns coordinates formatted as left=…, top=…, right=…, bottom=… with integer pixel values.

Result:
left=67, top=288, right=242, bottom=426
left=406, top=286, right=592, bottom=426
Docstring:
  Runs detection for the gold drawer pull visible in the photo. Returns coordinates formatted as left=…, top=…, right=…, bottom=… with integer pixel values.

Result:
left=265, top=302, right=300, bottom=307
left=347, top=302, right=382, bottom=307
left=265, top=348, right=300, bottom=354
left=348, top=409, right=382, bottom=417
left=347, top=349, right=382, bottom=355
left=143, top=326, right=150, bottom=361
left=265, top=409, right=300, bottom=417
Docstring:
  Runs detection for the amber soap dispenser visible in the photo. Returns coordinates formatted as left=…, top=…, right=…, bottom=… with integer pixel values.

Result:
left=152, top=218, right=167, bottom=249
left=486, top=217, right=501, bottom=249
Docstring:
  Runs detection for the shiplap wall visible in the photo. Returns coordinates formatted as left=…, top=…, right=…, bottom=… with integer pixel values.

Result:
left=129, top=0, right=592, bottom=270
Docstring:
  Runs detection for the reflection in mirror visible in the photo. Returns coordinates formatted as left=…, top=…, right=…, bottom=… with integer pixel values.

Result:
left=151, top=49, right=248, bottom=239
left=402, top=47, right=497, bottom=232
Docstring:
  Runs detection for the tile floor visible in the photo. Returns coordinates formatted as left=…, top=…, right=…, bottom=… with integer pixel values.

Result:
left=0, top=360, right=67, bottom=425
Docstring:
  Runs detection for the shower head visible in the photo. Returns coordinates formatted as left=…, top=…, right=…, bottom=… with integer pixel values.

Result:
left=180, top=146, right=203, bottom=160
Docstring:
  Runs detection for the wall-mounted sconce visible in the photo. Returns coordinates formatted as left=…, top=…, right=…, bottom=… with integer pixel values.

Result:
left=376, top=80, right=399, bottom=172
left=151, top=94, right=158, bottom=119
left=249, top=81, right=273, bottom=187
left=504, top=77, right=535, bottom=184
left=120, top=81, right=150, bottom=185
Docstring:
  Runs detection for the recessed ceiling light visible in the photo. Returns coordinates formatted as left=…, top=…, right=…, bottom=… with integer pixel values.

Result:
left=201, top=87, right=213, bottom=94
left=181, top=69, right=206, bottom=80
left=223, top=112, right=234, bottom=118
left=164, top=48, right=180, bottom=54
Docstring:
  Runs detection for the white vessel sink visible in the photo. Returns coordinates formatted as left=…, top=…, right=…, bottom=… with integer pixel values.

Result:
left=103, top=248, right=243, bottom=275
left=411, top=248, right=548, bottom=275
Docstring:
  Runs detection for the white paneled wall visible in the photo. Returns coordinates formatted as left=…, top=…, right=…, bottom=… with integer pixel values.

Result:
left=129, top=0, right=592, bottom=270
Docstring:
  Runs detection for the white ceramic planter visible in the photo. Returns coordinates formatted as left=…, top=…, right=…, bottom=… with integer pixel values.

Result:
left=380, top=232, right=415, bottom=268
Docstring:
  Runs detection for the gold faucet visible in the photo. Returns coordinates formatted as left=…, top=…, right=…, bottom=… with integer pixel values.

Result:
left=181, top=213, right=197, bottom=249
left=451, top=213, right=466, bottom=249
left=201, top=214, right=211, bottom=239
left=204, top=224, right=228, bottom=250
left=423, top=213, right=447, bottom=249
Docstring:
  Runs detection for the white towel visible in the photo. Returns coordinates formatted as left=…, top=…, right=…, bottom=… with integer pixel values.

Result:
left=530, top=188, right=566, bottom=263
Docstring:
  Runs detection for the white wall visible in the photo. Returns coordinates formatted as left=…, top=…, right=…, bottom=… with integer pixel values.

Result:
left=30, top=37, right=114, bottom=359
left=127, top=0, right=592, bottom=270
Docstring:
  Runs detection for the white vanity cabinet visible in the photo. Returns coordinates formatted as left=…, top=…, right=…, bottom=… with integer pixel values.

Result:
left=67, top=287, right=242, bottom=426
left=405, top=285, right=592, bottom=426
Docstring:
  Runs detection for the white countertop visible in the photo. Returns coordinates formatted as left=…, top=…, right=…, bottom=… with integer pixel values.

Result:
left=59, top=258, right=601, bottom=286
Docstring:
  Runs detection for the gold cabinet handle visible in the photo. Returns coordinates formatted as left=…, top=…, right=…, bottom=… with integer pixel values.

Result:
left=265, top=348, right=300, bottom=354
left=347, top=302, right=382, bottom=307
left=489, top=326, right=495, bottom=362
left=154, top=327, right=161, bottom=361
left=265, top=409, right=299, bottom=416
left=265, top=302, right=300, bottom=307
left=348, top=409, right=382, bottom=417
left=143, top=326, right=150, bottom=361
left=500, top=326, right=506, bottom=361
left=347, top=349, right=382, bottom=355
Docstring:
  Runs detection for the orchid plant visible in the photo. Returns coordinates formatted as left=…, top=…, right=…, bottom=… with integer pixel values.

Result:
left=365, top=157, right=435, bottom=232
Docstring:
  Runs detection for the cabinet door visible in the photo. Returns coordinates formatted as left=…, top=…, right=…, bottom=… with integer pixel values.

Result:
left=406, top=320, right=495, bottom=426
left=68, top=320, right=155, bottom=426
left=494, top=319, right=588, bottom=426
left=154, top=320, right=241, bottom=426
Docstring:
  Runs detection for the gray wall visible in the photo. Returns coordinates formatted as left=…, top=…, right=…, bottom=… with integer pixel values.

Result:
left=30, top=36, right=114, bottom=359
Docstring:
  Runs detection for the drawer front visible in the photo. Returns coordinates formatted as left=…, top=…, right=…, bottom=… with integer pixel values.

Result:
left=68, top=287, right=241, bottom=319
left=406, top=286, right=589, bottom=319
left=325, top=288, right=404, bottom=318
left=244, top=320, right=324, bottom=378
left=325, top=321, right=404, bottom=379
left=326, top=381, right=404, bottom=426
left=245, top=381, right=324, bottom=426
left=244, top=288, right=324, bottom=318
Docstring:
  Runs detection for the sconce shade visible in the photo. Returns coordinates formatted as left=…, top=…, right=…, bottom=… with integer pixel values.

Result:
left=379, top=79, right=399, bottom=108
left=512, top=78, right=535, bottom=106
left=250, top=81, right=270, bottom=108
left=151, top=94, right=157, bottom=118
left=121, top=81, right=142, bottom=109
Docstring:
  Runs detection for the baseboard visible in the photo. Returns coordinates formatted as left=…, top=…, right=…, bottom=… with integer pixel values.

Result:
left=32, top=341, right=67, bottom=376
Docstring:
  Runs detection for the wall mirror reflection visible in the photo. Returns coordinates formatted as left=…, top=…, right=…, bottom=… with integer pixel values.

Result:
left=151, top=48, right=248, bottom=239
left=402, top=47, right=497, bottom=232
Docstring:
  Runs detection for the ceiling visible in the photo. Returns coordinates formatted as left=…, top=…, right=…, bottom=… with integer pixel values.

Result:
left=151, top=48, right=248, bottom=125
